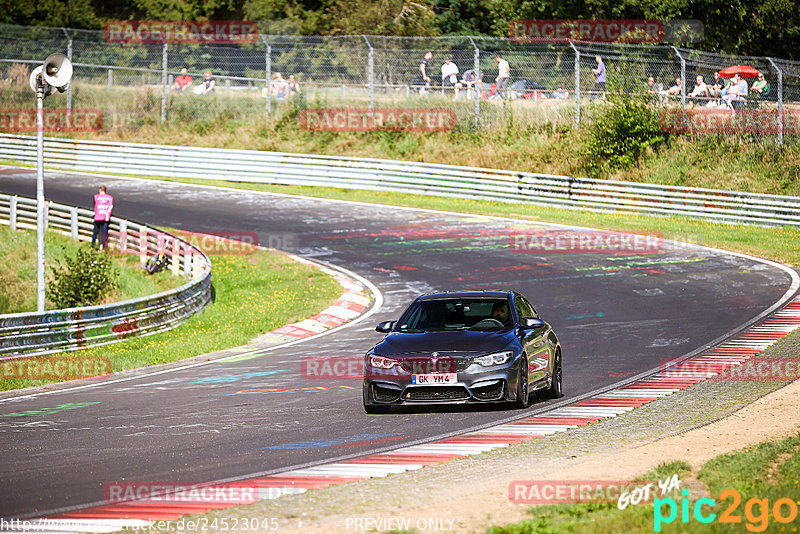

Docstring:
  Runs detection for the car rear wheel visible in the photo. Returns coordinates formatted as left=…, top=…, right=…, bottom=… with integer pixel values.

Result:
left=546, top=350, right=563, bottom=398
left=514, top=355, right=530, bottom=409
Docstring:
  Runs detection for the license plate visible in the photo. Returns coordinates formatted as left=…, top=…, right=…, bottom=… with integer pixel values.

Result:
left=412, top=373, right=457, bottom=385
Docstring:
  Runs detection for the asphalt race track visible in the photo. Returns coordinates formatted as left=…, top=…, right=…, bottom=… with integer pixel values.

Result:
left=0, top=166, right=796, bottom=518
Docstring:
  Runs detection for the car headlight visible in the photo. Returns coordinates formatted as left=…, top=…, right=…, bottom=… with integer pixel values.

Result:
left=474, top=351, right=513, bottom=367
left=368, top=355, right=398, bottom=369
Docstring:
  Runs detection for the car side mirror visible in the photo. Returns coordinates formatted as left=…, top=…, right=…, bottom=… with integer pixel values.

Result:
left=522, top=317, right=545, bottom=329
left=376, top=321, right=395, bottom=333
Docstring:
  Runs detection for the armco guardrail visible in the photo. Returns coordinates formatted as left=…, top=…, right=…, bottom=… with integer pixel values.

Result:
left=1, top=134, right=800, bottom=227
left=0, top=192, right=212, bottom=359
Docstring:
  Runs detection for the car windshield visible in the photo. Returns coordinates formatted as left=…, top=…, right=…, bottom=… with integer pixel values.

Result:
left=395, top=298, right=512, bottom=332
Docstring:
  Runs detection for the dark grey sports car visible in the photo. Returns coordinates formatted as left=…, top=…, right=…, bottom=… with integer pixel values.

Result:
left=362, top=290, right=562, bottom=413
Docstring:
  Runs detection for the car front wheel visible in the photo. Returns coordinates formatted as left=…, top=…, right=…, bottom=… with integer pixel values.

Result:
left=545, top=350, right=563, bottom=398
left=514, top=355, right=530, bottom=409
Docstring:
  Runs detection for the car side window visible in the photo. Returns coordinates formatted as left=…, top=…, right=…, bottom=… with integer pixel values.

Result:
left=515, top=295, right=533, bottom=319
left=522, top=296, right=538, bottom=318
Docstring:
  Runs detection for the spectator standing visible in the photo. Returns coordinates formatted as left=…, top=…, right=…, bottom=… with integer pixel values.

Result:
left=412, top=51, right=433, bottom=94
left=441, top=58, right=462, bottom=98
left=495, top=54, right=510, bottom=99
left=287, top=74, right=301, bottom=99
left=591, top=55, right=606, bottom=98
left=92, top=186, right=113, bottom=250
left=171, top=68, right=192, bottom=92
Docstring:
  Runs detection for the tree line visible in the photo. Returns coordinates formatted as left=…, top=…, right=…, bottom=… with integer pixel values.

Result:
left=2, top=0, right=798, bottom=60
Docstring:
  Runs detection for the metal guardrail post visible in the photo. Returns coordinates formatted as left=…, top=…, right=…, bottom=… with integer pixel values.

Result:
left=184, top=248, right=192, bottom=276
left=9, top=196, right=17, bottom=231
left=363, top=36, right=374, bottom=114
left=671, top=46, right=686, bottom=108
left=171, top=237, right=180, bottom=276
left=161, top=43, right=168, bottom=123
left=568, top=41, right=580, bottom=127
left=119, top=219, right=128, bottom=253
left=468, top=36, right=480, bottom=129
left=766, top=57, right=784, bottom=146
left=108, top=69, right=112, bottom=89
left=62, top=28, right=72, bottom=118
left=139, top=227, right=147, bottom=265
left=70, top=207, right=78, bottom=240
left=192, top=253, right=201, bottom=280
left=260, top=35, right=271, bottom=121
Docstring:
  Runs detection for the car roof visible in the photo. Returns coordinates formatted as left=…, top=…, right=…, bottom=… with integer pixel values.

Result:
left=415, top=290, right=512, bottom=301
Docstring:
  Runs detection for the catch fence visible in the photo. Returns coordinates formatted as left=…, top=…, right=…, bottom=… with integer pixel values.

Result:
left=0, top=23, right=799, bottom=143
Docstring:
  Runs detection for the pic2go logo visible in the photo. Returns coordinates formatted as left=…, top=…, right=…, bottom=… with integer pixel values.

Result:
left=654, top=489, right=799, bottom=532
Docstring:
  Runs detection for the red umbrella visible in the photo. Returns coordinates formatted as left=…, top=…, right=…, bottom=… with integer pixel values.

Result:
left=719, top=65, right=761, bottom=78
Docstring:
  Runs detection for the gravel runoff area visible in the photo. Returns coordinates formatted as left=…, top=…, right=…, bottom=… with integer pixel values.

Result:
left=177, top=329, right=800, bottom=534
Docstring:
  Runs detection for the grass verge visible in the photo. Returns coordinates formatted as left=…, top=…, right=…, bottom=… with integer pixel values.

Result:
left=489, top=431, right=800, bottom=533
left=0, top=224, right=181, bottom=314
left=0, top=249, right=343, bottom=392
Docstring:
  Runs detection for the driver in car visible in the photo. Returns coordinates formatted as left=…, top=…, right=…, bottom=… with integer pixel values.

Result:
left=490, top=302, right=510, bottom=325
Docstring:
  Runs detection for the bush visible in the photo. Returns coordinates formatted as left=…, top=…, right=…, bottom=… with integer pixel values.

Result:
left=584, top=95, right=667, bottom=176
left=48, top=248, right=119, bottom=309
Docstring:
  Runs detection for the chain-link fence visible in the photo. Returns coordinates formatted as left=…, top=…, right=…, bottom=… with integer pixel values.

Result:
left=1, top=23, right=798, bottom=143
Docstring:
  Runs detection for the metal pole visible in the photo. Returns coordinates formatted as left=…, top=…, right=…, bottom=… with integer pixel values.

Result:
left=766, top=57, right=783, bottom=146
left=36, top=85, right=46, bottom=311
left=568, top=41, right=580, bottom=127
left=260, top=35, right=271, bottom=121
left=161, top=43, right=168, bottom=123
left=9, top=196, right=17, bottom=230
left=671, top=46, right=686, bottom=108
left=468, top=36, right=480, bottom=129
left=62, top=28, right=72, bottom=118
left=363, top=36, right=374, bottom=114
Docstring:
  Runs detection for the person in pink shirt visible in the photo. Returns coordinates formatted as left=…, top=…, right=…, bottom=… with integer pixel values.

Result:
left=92, top=185, right=113, bottom=250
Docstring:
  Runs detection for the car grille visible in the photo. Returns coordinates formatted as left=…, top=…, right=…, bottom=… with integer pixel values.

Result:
left=403, top=386, right=470, bottom=401
left=471, top=381, right=505, bottom=400
left=372, top=384, right=401, bottom=403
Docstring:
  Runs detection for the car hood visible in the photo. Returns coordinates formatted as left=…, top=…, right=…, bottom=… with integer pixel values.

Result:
left=374, top=330, right=514, bottom=357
